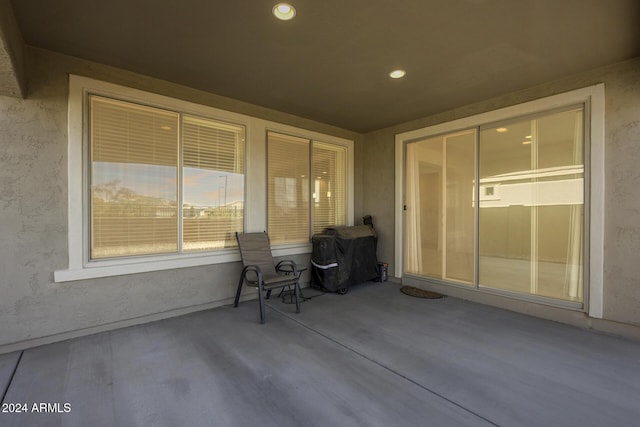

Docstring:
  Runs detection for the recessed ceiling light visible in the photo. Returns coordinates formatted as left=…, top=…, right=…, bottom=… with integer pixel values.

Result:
left=273, top=3, right=296, bottom=20
left=389, top=69, right=406, bottom=79
left=496, top=127, right=508, bottom=133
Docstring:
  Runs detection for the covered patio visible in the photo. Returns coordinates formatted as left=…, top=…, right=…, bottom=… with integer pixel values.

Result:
left=2, top=282, right=639, bottom=426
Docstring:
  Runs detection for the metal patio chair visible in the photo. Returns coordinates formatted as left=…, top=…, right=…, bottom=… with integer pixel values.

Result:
left=234, top=232, right=301, bottom=323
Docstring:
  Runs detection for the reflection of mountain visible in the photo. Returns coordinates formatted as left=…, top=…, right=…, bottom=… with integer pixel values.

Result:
left=93, top=181, right=244, bottom=219
left=92, top=181, right=176, bottom=217
left=93, top=181, right=174, bottom=204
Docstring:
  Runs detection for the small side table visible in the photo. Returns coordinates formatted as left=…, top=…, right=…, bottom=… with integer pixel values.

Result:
left=273, top=265, right=307, bottom=302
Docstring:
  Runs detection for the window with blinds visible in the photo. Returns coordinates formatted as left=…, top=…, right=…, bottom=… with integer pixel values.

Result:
left=267, top=133, right=310, bottom=244
left=312, top=142, right=347, bottom=235
left=267, top=132, right=347, bottom=244
left=182, top=116, right=245, bottom=252
left=89, top=95, right=244, bottom=260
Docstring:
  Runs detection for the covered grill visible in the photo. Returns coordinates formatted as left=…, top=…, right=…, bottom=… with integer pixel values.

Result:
left=311, top=224, right=379, bottom=293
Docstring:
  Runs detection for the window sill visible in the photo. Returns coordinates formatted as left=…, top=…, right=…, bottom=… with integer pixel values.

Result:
left=271, top=242, right=312, bottom=258
left=53, top=244, right=313, bottom=283
left=54, top=250, right=239, bottom=282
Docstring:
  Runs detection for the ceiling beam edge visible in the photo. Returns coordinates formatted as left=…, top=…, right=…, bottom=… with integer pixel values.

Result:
left=0, top=0, right=26, bottom=98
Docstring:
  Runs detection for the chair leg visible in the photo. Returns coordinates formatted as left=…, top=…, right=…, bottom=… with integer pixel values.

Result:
left=294, top=281, right=301, bottom=314
left=234, top=274, right=244, bottom=308
left=258, top=283, right=266, bottom=324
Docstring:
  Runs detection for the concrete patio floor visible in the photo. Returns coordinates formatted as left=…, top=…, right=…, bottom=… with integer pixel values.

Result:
left=1, top=282, right=640, bottom=426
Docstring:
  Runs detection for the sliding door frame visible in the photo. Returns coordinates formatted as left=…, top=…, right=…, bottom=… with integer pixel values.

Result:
left=394, top=84, right=605, bottom=317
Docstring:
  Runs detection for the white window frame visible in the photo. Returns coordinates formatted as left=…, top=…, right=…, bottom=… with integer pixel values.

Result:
left=394, top=84, right=605, bottom=318
left=266, top=131, right=350, bottom=244
left=55, top=75, right=354, bottom=282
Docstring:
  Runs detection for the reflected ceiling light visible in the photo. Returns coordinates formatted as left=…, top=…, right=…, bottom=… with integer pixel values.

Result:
left=389, top=69, right=406, bottom=79
left=273, top=3, right=296, bottom=20
left=525, top=135, right=532, bottom=139
left=522, top=140, right=532, bottom=145
left=160, top=125, right=172, bottom=131
left=496, top=127, right=508, bottom=133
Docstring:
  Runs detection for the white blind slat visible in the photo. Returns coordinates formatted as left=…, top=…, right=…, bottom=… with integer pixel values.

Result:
left=312, top=141, right=347, bottom=235
left=182, top=115, right=245, bottom=250
left=90, top=95, right=179, bottom=259
left=267, top=132, right=310, bottom=244
left=89, top=96, right=245, bottom=257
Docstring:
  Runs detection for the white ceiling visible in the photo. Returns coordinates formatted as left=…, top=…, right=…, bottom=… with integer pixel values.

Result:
left=9, top=0, right=640, bottom=133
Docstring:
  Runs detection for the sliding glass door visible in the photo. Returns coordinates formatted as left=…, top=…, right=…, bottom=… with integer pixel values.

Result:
left=478, top=108, right=584, bottom=302
left=404, top=130, right=476, bottom=285
left=404, top=107, right=585, bottom=304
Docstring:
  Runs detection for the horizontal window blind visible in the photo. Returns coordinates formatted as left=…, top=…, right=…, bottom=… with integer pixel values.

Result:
left=312, top=141, right=347, bottom=235
left=90, top=96, right=178, bottom=167
left=182, top=116, right=245, bottom=251
left=90, top=95, right=179, bottom=259
left=267, top=132, right=348, bottom=244
left=183, top=116, right=244, bottom=173
left=267, top=132, right=310, bottom=244
left=89, top=95, right=245, bottom=260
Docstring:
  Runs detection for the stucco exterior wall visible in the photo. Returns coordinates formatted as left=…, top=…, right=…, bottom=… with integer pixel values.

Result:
left=1, top=45, right=638, bottom=350
left=361, top=58, right=640, bottom=331
left=602, top=61, right=640, bottom=325
left=0, top=48, right=361, bottom=351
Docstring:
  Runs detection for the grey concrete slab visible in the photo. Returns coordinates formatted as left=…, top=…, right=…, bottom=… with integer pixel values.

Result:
left=0, top=351, right=20, bottom=399
left=267, top=283, right=640, bottom=427
left=1, top=333, right=116, bottom=426
left=4, top=282, right=640, bottom=426
left=1, top=301, right=493, bottom=427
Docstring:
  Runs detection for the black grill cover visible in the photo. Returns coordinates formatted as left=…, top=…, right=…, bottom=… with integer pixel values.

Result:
left=311, top=225, right=378, bottom=292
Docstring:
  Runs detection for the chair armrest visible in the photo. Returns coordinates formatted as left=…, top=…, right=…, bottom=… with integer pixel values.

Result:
left=241, top=265, right=263, bottom=285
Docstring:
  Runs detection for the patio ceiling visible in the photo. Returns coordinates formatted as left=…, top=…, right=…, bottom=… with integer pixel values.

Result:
left=4, top=0, right=640, bottom=132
